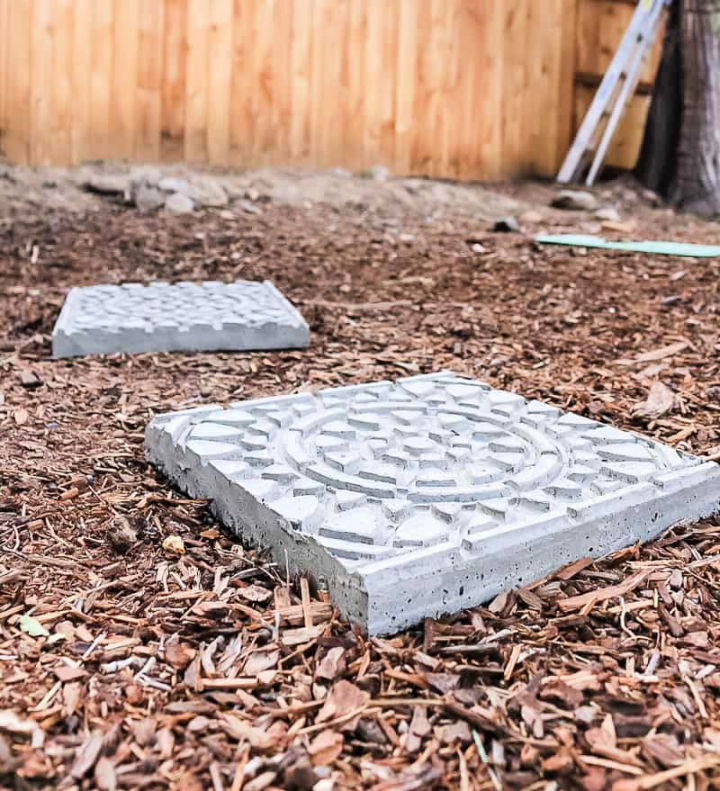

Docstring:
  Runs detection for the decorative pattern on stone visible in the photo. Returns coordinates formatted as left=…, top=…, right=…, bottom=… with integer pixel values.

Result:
left=52, top=280, right=309, bottom=358
left=145, top=372, right=720, bottom=635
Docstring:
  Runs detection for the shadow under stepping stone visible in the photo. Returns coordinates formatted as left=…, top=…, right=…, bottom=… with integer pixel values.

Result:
left=52, top=280, right=309, bottom=358
left=144, top=371, right=720, bottom=636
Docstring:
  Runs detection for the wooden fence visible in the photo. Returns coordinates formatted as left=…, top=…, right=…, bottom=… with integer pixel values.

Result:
left=0, top=0, right=662, bottom=180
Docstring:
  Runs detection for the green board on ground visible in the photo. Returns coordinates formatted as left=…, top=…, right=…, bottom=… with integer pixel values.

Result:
left=535, top=234, right=720, bottom=258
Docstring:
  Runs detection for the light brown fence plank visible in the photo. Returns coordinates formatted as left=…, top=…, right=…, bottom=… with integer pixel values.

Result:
left=136, top=0, right=165, bottom=162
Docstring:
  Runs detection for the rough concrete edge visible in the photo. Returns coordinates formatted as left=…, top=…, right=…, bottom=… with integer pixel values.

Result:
left=359, top=462, right=720, bottom=634
left=144, top=411, right=370, bottom=629
left=262, top=280, right=310, bottom=343
left=51, top=287, right=84, bottom=359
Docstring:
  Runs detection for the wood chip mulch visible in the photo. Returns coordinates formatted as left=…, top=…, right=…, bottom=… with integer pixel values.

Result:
left=1, top=184, right=720, bottom=789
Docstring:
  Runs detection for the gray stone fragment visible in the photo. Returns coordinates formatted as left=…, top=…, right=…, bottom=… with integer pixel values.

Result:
left=129, top=165, right=162, bottom=187
left=164, top=192, right=195, bottom=214
left=492, top=216, right=520, bottom=232
left=551, top=190, right=599, bottom=211
left=134, top=184, right=166, bottom=212
left=187, top=177, right=228, bottom=207
left=158, top=176, right=193, bottom=194
left=594, top=206, right=621, bottom=222
left=52, top=280, right=309, bottom=358
left=236, top=199, right=262, bottom=215
left=84, top=175, right=130, bottom=195
left=144, top=371, right=720, bottom=636
left=368, top=165, right=390, bottom=182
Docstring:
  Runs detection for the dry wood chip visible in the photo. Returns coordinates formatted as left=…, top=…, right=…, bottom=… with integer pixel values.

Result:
left=315, top=646, right=346, bottom=681
left=70, top=731, right=104, bottom=779
left=53, top=665, right=88, bottom=682
left=219, top=713, right=276, bottom=751
left=308, top=729, right=344, bottom=766
left=316, top=681, right=369, bottom=731
left=244, top=649, right=279, bottom=676
left=164, top=638, right=197, bottom=670
left=558, top=570, right=651, bottom=611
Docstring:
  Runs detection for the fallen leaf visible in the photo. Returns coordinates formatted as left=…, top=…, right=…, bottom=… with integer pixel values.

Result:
left=19, top=613, right=50, bottom=638
left=162, top=535, right=185, bottom=555
left=237, top=584, right=273, bottom=603
left=633, top=381, right=675, bottom=419
left=308, top=729, right=344, bottom=766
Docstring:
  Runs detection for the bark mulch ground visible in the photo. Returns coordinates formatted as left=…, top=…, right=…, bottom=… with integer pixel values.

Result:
left=1, top=177, right=720, bottom=790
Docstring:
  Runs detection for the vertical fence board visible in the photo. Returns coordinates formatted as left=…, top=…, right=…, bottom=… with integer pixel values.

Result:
left=49, top=0, right=74, bottom=165
left=71, top=0, right=91, bottom=163
left=184, top=0, right=209, bottom=161
left=110, top=0, right=139, bottom=159
left=5, top=0, right=34, bottom=165
left=206, top=0, right=233, bottom=164
left=88, top=0, right=113, bottom=160
left=0, top=0, right=9, bottom=159
left=250, top=0, right=284, bottom=165
left=160, top=0, right=187, bottom=161
left=136, top=0, right=165, bottom=161
left=288, top=0, right=312, bottom=165
left=29, top=0, right=53, bottom=165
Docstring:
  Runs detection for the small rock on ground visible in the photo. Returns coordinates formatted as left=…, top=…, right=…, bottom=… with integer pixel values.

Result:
left=492, top=216, right=520, bottom=232
left=164, top=192, right=195, bottom=214
left=129, top=165, right=162, bottom=187
left=134, top=184, right=166, bottom=212
left=158, top=176, right=193, bottom=195
left=83, top=174, right=130, bottom=196
left=551, top=189, right=599, bottom=211
left=594, top=206, right=621, bottom=222
left=368, top=165, right=390, bottom=182
left=186, top=177, right=228, bottom=207
left=519, top=210, right=543, bottom=224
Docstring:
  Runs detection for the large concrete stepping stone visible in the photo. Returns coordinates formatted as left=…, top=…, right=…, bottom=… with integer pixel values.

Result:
left=52, top=280, right=309, bottom=358
left=145, top=371, right=720, bottom=635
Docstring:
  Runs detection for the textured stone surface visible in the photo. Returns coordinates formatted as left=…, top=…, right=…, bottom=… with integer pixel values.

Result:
left=52, top=280, right=309, bottom=358
left=145, top=372, right=720, bottom=635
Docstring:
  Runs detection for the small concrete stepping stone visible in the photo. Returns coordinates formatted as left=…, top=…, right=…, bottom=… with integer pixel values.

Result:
left=144, top=371, right=720, bottom=635
left=52, top=280, right=309, bottom=358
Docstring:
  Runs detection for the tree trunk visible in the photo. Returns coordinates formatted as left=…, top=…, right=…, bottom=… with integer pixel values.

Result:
left=635, top=2, right=682, bottom=196
left=637, top=0, right=720, bottom=215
